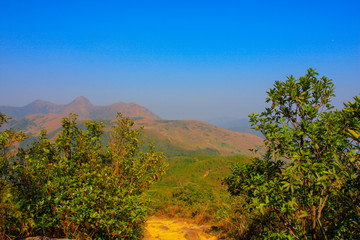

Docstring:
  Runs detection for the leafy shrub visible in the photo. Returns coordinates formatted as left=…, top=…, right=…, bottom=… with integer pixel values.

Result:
left=0, top=113, right=166, bottom=239
left=0, top=113, right=27, bottom=238
left=224, top=69, right=360, bottom=239
left=172, top=182, right=213, bottom=205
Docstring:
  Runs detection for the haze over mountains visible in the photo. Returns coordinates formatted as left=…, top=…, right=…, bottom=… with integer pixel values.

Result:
left=0, top=96, right=160, bottom=120
left=1, top=97, right=264, bottom=157
left=211, top=118, right=264, bottom=138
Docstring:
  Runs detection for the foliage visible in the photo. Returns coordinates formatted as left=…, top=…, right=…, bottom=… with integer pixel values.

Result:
left=143, top=136, right=220, bottom=157
left=0, top=113, right=27, bottom=238
left=0, top=113, right=166, bottom=239
left=224, top=68, right=360, bottom=239
left=172, top=182, right=214, bottom=205
left=147, top=155, right=250, bottom=225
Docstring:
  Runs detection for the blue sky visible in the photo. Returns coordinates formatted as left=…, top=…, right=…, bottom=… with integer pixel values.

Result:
left=1, top=0, right=359, bottom=121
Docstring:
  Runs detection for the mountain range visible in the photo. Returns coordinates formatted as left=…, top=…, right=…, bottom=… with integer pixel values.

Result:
left=0, top=96, right=160, bottom=120
left=0, top=97, right=263, bottom=157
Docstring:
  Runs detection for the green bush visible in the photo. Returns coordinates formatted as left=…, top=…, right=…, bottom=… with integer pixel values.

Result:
left=0, top=113, right=166, bottom=239
left=0, top=113, right=27, bottom=238
left=146, top=155, right=250, bottom=225
left=224, top=69, right=360, bottom=239
left=172, top=182, right=213, bottom=205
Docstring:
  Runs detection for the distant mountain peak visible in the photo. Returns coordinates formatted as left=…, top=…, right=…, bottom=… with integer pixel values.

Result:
left=69, top=96, right=93, bottom=106
left=29, top=99, right=44, bottom=105
left=26, top=99, right=56, bottom=107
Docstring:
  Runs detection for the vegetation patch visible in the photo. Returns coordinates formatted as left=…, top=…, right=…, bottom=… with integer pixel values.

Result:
left=146, top=155, right=250, bottom=226
left=0, top=113, right=167, bottom=239
left=224, top=69, right=360, bottom=239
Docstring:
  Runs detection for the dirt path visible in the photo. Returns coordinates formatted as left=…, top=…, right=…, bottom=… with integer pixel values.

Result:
left=143, top=216, right=218, bottom=240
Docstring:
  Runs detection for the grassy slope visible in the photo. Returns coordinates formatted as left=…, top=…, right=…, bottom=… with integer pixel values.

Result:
left=146, top=155, right=252, bottom=224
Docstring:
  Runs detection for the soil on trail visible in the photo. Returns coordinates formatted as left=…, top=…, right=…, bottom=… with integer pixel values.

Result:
left=143, top=216, right=218, bottom=240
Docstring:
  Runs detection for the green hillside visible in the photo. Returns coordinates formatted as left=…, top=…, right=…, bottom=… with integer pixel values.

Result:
left=146, top=155, right=251, bottom=224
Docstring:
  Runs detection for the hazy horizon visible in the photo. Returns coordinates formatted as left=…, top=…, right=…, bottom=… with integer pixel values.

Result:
left=1, top=1, right=359, bottom=122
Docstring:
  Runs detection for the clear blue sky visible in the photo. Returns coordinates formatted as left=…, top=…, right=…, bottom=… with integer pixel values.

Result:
left=1, top=0, right=359, bottom=121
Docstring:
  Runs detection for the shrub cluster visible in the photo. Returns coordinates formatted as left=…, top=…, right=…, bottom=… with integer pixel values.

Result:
left=224, top=69, right=360, bottom=239
left=0, top=113, right=166, bottom=239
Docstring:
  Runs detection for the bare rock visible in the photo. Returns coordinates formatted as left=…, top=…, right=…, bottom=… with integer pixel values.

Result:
left=158, top=224, right=170, bottom=230
left=142, top=231, right=153, bottom=240
left=199, top=225, right=212, bottom=231
left=184, top=230, right=201, bottom=240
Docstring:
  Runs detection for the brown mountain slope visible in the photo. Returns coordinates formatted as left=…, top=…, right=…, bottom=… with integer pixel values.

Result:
left=61, top=96, right=94, bottom=117
left=5, top=114, right=263, bottom=157
left=0, top=96, right=161, bottom=120
left=90, top=102, right=160, bottom=120
left=0, top=100, right=62, bottom=117
left=138, top=119, right=263, bottom=156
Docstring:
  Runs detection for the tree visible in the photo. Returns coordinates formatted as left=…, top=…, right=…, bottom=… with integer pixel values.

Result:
left=224, top=68, right=360, bottom=239
left=0, top=113, right=167, bottom=239
left=0, top=113, right=27, bottom=238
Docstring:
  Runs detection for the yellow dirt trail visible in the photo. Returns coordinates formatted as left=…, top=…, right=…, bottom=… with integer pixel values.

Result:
left=144, top=217, right=218, bottom=240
